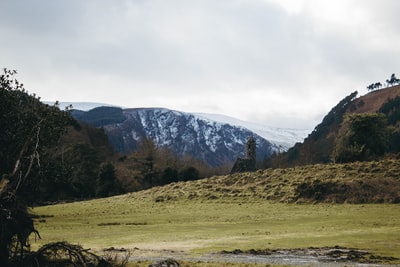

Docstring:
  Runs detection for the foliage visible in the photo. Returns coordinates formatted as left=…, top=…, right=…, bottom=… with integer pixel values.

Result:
left=0, top=71, right=74, bottom=199
left=178, top=166, right=199, bottom=181
left=386, top=73, right=400, bottom=87
left=379, top=95, right=400, bottom=125
left=0, top=70, right=121, bottom=203
left=53, top=121, right=121, bottom=200
left=96, top=162, right=122, bottom=197
left=116, top=138, right=211, bottom=191
left=366, top=82, right=382, bottom=91
left=378, top=96, right=400, bottom=152
left=0, top=69, right=132, bottom=266
left=0, top=69, right=73, bottom=265
left=333, top=113, right=391, bottom=162
left=366, top=73, right=400, bottom=91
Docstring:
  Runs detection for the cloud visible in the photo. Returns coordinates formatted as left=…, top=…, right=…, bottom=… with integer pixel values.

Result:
left=1, top=0, right=400, bottom=129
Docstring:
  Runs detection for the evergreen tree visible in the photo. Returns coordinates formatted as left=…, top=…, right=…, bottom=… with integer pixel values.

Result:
left=96, top=162, right=120, bottom=197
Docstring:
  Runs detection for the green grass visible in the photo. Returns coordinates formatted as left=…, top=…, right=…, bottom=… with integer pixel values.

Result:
left=32, top=197, right=400, bottom=259
left=31, top=159, right=400, bottom=265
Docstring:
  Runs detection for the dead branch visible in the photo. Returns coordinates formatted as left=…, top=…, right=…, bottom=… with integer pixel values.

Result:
left=0, top=119, right=43, bottom=197
left=30, top=242, right=112, bottom=267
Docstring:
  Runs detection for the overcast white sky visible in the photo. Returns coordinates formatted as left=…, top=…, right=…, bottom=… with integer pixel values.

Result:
left=1, top=0, right=400, bottom=129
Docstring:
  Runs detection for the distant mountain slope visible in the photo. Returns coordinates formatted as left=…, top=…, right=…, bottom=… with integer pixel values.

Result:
left=103, top=108, right=277, bottom=167
left=62, top=102, right=309, bottom=148
left=195, top=113, right=309, bottom=151
left=72, top=106, right=126, bottom=127
left=65, top=104, right=309, bottom=167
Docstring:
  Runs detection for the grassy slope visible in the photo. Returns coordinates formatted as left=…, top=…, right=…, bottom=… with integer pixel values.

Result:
left=140, top=158, right=400, bottom=204
left=352, top=85, right=400, bottom=114
left=32, top=159, right=400, bottom=262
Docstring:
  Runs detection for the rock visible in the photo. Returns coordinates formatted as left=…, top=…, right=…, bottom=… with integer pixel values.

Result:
left=148, top=258, right=180, bottom=267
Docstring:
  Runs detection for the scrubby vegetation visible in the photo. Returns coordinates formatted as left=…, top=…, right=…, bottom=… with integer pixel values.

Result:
left=137, top=157, right=400, bottom=204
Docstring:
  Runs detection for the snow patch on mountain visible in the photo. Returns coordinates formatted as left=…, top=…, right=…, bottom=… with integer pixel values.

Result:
left=194, top=113, right=310, bottom=151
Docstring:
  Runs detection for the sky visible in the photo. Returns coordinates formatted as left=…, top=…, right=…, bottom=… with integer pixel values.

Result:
left=1, top=0, right=400, bottom=129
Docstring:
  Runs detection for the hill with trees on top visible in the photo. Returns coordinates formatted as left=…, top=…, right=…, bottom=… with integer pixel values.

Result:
left=265, top=76, right=400, bottom=168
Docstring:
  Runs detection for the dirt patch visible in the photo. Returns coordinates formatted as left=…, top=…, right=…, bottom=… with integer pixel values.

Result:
left=221, top=246, right=399, bottom=264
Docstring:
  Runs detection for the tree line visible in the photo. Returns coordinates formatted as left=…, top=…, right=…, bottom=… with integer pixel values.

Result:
left=367, top=73, right=400, bottom=91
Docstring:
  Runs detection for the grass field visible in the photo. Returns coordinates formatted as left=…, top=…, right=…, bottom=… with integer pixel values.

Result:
left=31, top=160, right=400, bottom=265
left=32, top=196, right=400, bottom=259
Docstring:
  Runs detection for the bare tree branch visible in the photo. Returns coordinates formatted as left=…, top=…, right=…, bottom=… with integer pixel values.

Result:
left=0, top=120, right=43, bottom=197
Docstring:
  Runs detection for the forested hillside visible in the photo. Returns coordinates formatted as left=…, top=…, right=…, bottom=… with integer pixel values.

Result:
left=265, top=84, right=400, bottom=168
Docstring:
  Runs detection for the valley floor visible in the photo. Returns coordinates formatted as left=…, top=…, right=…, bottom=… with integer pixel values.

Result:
left=32, top=197, right=400, bottom=266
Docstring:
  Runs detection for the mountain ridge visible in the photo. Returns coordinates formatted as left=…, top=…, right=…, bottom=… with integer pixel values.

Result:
left=102, top=107, right=277, bottom=166
left=194, top=112, right=310, bottom=150
left=55, top=101, right=309, bottom=150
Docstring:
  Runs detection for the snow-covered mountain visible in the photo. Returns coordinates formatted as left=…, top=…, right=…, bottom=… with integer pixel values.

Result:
left=60, top=102, right=309, bottom=148
left=102, top=108, right=277, bottom=167
left=63, top=102, right=310, bottom=166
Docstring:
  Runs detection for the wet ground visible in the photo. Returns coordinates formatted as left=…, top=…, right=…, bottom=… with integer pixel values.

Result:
left=122, top=246, right=400, bottom=266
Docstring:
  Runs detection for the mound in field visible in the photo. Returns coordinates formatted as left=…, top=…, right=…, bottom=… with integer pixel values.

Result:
left=131, top=158, right=400, bottom=204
